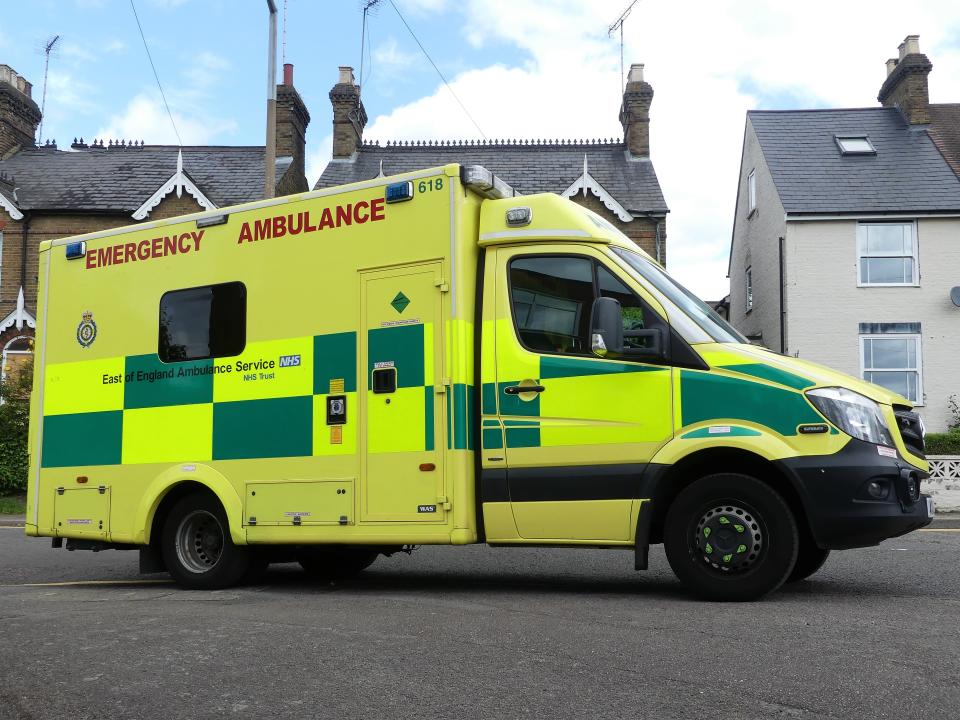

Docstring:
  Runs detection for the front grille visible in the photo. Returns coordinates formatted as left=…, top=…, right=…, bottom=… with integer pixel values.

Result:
left=894, top=407, right=925, bottom=458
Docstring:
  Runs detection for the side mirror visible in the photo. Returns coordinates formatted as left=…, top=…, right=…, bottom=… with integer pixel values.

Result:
left=590, top=297, right=624, bottom=358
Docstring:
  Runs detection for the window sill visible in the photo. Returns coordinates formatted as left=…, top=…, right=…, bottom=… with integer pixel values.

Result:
left=856, top=283, right=921, bottom=289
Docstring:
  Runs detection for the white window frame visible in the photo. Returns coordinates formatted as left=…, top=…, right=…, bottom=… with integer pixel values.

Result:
left=859, top=332, right=923, bottom=405
left=835, top=135, right=877, bottom=155
left=747, top=169, right=756, bottom=215
left=856, top=221, right=919, bottom=287
left=745, top=266, right=753, bottom=312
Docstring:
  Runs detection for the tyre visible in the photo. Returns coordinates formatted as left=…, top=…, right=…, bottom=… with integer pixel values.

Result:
left=786, top=539, right=830, bottom=583
left=663, top=473, right=799, bottom=602
left=161, top=491, right=249, bottom=590
left=298, top=547, right=379, bottom=580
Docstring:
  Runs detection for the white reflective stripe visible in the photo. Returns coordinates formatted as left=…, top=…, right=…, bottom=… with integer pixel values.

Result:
left=480, top=228, right=591, bottom=241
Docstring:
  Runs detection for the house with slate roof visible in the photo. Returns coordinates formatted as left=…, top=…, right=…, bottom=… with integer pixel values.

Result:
left=315, top=64, right=668, bottom=265
left=729, top=36, right=960, bottom=431
left=0, top=63, right=312, bottom=377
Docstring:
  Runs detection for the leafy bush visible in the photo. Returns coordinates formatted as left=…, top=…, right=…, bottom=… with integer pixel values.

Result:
left=0, top=360, right=31, bottom=495
left=926, top=430, right=960, bottom=456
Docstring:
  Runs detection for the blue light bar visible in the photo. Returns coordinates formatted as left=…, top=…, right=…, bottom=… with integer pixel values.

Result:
left=385, top=181, right=414, bottom=203
left=65, top=241, right=86, bottom=260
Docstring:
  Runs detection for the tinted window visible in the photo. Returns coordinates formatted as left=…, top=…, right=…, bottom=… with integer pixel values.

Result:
left=159, top=282, right=246, bottom=362
left=510, top=256, right=593, bottom=354
left=596, top=264, right=664, bottom=352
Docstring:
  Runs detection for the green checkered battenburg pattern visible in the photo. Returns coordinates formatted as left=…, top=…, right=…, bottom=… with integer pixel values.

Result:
left=41, top=327, right=475, bottom=468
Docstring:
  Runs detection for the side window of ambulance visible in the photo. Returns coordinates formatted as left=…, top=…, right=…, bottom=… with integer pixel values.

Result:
left=596, top=264, right=666, bottom=353
left=510, top=256, right=593, bottom=355
left=159, top=282, right=246, bottom=362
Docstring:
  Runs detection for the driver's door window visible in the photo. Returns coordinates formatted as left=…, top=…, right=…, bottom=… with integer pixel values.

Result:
left=596, top=264, right=664, bottom=353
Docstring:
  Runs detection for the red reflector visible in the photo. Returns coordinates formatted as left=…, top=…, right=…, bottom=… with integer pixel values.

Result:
left=76, top=476, right=88, bottom=484
left=419, top=463, right=436, bottom=472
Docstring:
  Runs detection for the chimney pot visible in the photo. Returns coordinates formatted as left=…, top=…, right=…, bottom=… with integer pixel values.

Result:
left=901, top=34, right=920, bottom=58
left=283, top=63, right=293, bottom=86
left=627, top=63, right=644, bottom=84
left=885, top=58, right=898, bottom=76
left=879, top=35, right=931, bottom=125
left=338, top=66, right=356, bottom=86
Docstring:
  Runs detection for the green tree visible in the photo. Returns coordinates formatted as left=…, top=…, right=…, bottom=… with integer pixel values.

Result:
left=0, top=358, right=32, bottom=495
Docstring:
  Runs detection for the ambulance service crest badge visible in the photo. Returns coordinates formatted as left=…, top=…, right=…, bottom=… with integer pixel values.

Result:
left=76, top=310, right=97, bottom=348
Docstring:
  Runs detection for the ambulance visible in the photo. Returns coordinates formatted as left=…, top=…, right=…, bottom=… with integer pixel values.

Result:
left=25, top=164, right=933, bottom=601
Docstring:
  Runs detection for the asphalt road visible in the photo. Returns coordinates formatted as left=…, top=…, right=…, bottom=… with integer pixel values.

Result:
left=1, top=524, right=959, bottom=720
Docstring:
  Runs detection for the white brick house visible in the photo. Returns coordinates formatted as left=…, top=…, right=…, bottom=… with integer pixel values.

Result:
left=729, top=36, right=960, bottom=432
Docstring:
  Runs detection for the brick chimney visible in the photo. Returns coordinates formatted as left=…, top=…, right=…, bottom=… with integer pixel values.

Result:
left=878, top=35, right=932, bottom=125
left=275, top=63, right=311, bottom=192
left=0, top=65, right=41, bottom=158
left=619, top=63, right=654, bottom=158
left=329, top=66, right=367, bottom=160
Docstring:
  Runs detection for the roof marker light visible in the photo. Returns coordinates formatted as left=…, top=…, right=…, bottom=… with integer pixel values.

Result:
left=386, top=181, right=414, bottom=203
left=65, top=241, right=86, bottom=260
left=196, top=213, right=228, bottom=228
left=506, top=207, right=532, bottom=226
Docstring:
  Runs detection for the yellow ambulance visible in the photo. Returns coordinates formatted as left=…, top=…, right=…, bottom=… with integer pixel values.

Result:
left=25, top=164, right=933, bottom=600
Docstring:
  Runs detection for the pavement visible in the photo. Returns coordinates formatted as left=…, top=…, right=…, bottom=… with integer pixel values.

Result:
left=1, top=519, right=959, bottom=719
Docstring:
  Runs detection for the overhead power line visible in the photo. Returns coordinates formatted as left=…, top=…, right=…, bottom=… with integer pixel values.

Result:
left=129, top=0, right=182, bottom=146
left=387, top=0, right=487, bottom=139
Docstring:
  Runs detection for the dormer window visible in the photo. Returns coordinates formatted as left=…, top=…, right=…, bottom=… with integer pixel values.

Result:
left=836, top=136, right=876, bottom=155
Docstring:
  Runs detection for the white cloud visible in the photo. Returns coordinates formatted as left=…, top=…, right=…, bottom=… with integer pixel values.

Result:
left=94, top=93, right=237, bottom=145
left=353, top=0, right=960, bottom=299
left=182, top=51, right=230, bottom=90
left=372, top=38, right=418, bottom=75
left=306, top=133, right=333, bottom=188
left=396, top=0, right=448, bottom=13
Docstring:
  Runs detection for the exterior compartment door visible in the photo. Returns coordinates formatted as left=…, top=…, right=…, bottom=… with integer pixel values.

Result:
left=360, top=262, right=446, bottom=522
left=54, top=486, right=111, bottom=539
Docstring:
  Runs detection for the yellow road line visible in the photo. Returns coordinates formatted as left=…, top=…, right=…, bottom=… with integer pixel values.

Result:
left=4, top=579, right=174, bottom=588
left=919, top=528, right=960, bottom=532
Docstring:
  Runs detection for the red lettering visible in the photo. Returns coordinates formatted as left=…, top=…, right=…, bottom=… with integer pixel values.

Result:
left=112, top=245, right=122, bottom=265
left=137, top=240, right=150, bottom=260
left=98, top=247, right=113, bottom=267
left=272, top=215, right=286, bottom=238
left=336, top=205, right=352, bottom=227
left=151, top=237, right=162, bottom=258
left=288, top=213, right=303, bottom=235
left=192, top=230, right=204, bottom=251
left=304, top=211, right=317, bottom=233
left=370, top=197, right=386, bottom=222
left=254, top=219, right=271, bottom=241
left=238, top=222, right=252, bottom=243
left=177, top=233, right=191, bottom=253
left=318, top=208, right=334, bottom=230
left=122, top=243, right=135, bottom=263
left=353, top=200, right=369, bottom=224
left=164, top=236, right=178, bottom=255
left=86, top=250, right=96, bottom=269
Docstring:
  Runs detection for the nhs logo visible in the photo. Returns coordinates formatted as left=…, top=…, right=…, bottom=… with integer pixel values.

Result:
left=279, top=354, right=301, bottom=368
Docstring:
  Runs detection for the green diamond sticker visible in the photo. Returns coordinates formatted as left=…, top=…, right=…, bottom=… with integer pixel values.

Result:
left=390, top=292, right=410, bottom=314
left=722, top=554, right=733, bottom=563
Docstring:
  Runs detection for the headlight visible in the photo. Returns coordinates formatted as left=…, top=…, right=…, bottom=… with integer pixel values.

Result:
left=805, top=387, right=894, bottom=447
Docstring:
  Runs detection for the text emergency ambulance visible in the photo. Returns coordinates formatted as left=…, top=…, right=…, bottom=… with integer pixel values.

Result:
left=25, top=164, right=933, bottom=601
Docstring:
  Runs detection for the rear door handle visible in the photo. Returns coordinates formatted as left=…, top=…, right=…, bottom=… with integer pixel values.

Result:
left=504, top=384, right=545, bottom=395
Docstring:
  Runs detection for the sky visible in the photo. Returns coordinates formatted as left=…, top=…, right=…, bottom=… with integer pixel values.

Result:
left=2, top=1, right=960, bottom=299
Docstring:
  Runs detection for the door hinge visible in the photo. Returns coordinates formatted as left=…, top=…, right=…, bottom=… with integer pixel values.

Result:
left=435, top=278, right=450, bottom=292
left=437, top=496, right=451, bottom=511
left=435, top=378, right=451, bottom=393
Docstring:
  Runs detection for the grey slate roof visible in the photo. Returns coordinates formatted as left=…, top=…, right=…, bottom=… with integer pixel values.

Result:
left=315, top=141, right=668, bottom=215
left=749, top=108, right=960, bottom=214
left=0, top=145, right=277, bottom=213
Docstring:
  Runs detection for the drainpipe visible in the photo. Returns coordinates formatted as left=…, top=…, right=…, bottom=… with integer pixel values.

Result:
left=20, top=211, right=30, bottom=304
left=778, top=235, right=786, bottom=354
left=264, top=0, right=278, bottom=199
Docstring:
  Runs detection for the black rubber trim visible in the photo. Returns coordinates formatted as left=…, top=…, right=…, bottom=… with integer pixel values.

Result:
left=473, top=245, right=487, bottom=542
left=507, top=463, right=646, bottom=502
left=481, top=468, right=509, bottom=503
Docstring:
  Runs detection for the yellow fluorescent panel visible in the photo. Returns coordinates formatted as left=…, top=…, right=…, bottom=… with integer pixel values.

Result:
left=213, top=336, right=313, bottom=402
left=122, top=404, right=213, bottom=464
left=366, top=387, right=425, bottom=453
left=44, top=357, right=125, bottom=416
left=313, top=393, right=357, bottom=455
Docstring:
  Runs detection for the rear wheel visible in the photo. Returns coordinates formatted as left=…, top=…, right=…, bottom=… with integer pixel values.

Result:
left=298, top=547, right=379, bottom=580
left=161, top=492, right=249, bottom=590
left=664, top=473, right=799, bottom=602
left=786, top=540, right=830, bottom=583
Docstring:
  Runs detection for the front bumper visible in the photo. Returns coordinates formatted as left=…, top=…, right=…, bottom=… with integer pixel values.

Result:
left=777, top=439, right=932, bottom=550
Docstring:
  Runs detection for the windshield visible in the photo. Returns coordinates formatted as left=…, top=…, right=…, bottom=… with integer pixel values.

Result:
left=612, top=247, right=747, bottom=344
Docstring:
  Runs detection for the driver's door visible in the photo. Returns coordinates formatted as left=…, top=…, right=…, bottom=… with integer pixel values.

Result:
left=491, top=245, right=674, bottom=542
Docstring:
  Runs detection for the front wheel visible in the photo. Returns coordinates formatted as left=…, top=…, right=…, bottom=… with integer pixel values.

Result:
left=161, top=492, right=249, bottom=590
left=663, top=473, right=799, bottom=602
left=786, top=541, right=830, bottom=583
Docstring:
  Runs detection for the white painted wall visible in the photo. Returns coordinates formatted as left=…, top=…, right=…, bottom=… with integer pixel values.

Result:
left=786, top=218, right=960, bottom=431
left=728, top=120, right=787, bottom=349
